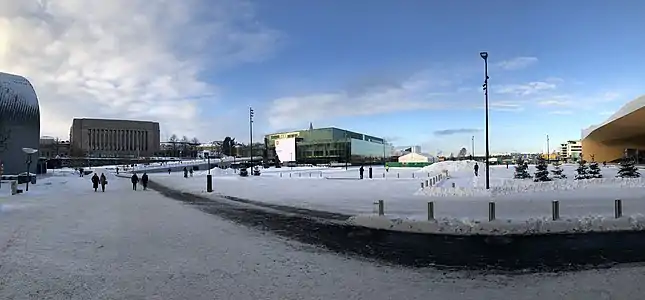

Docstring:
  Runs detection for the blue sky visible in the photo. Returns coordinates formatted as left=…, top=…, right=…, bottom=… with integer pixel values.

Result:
left=4, top=0, right=643, bottom=154
left=205, top=0, right=645, bottom=154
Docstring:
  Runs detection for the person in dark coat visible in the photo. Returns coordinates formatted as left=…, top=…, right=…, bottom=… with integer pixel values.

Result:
left=474, top=163, right=479, bottom=176
left=168, top=168, right=171, bottom=174
left=91, top=173, right=100, bottom=192
left=116, top=167, right=119, bottom=175
left=131, top=173, right=139, bottom=191
left=141, top=172, right=149, bottom=190
left=359, top=166, right=364, bottom=180
left=100, top=173, right=107, bottom=192
left=183, top=167, right=188, bottom=178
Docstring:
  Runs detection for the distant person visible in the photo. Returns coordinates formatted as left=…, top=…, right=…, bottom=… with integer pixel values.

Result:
left=506, top=162, right=509, bottom=169
left=131, top=173, right=139, bottom=191
left=385, top=163, right=389, bottom=173
left=183, top=167, right=188, bottom=178
left=91, top=173, right=100, bottom=192
left=359, top=166, right=364, bottom=180
left=603, top=161, right=607, bottom=167
left=168, top=168, right=171, bottom=174
left=116, top=167, right=119, bottom=175
left=100, top=173, right=107, bottom=192
left=141, top=172, right=149, bottom=190
left=474, top=163, right=479, bottom=177
left=189, top=168, right=194, bottom=177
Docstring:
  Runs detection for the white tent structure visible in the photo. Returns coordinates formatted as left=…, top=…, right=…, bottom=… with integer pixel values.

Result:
left=398, top=152, right=436, bottom=163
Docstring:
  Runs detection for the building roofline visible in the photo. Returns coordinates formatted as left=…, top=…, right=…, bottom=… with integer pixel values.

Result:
left=581, top=94, right=645, bottom=139
left=73, top=118, right=160, bottom=124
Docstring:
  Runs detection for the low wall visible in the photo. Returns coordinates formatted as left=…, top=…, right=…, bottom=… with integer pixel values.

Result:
left=144, top=179, right=645, bottom=271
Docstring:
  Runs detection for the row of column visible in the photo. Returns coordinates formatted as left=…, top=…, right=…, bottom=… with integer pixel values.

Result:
left=87, top=128, right=148, bottom=152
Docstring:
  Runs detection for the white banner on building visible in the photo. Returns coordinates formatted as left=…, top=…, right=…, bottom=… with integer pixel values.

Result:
left=275, top=138, right=296, bottom=162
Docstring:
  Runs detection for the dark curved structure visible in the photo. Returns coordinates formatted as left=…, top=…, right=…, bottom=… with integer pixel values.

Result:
left=0, top=72, right=41, bottom=175
left=147, top=180, right=645, bottom=271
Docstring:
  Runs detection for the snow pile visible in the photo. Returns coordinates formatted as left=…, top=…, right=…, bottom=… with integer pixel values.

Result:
left=348, top=214, right=645, bottom=236
left=420, top=177, right=645, bottom=197
left=418, top=160, right=477, bottom=175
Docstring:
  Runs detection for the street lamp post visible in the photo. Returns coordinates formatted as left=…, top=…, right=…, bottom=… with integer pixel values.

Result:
left=22, top=147, right=38, bottom=192
left=249, top=107, right=254, bottom=167
left=206, top=153, right=213, bottom=192
left=290, top=152, right=293, bottom=170
left=546, top=134, right=550, bottom=164
left=471, top=136, right=475, bottom=160
left=480, top=51, right=491, bottom=190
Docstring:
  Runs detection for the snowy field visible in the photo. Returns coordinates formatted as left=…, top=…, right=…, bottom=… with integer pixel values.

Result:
left=146, top=160, right=645, bottom=235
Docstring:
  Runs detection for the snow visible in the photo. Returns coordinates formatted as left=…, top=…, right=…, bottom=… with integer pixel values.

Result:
left=147, top=160, right=645, bottom=235
left=4, top=167, right=645, bottom=298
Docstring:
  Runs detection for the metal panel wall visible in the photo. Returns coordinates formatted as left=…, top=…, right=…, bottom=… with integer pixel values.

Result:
left=0, top=72, right=41, bottom=175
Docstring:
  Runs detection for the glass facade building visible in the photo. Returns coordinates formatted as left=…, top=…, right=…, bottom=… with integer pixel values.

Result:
left=266, top=127, right=386, bottom=164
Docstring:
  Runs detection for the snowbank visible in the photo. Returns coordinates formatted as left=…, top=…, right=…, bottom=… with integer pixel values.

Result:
left=420, top=177, right=645, bottom=197
left=418, top=160, right=477, bottom=175
left=348, top=214, right=645, bottom=236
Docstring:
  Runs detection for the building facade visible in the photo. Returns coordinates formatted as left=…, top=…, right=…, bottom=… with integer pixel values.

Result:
left=265, top=127, right=387, bottom=164
left=582, top=94, right=645, bottom=163
left=69, top=118, right=160, bottom=158
left=0, top=72, right=41, bottom=175
left=559, top=140, right=582, bottom=161
left=39, top=136, right=71, bottom=158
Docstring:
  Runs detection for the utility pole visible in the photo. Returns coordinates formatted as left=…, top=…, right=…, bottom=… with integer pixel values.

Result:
left=249, top=107, right=254, bottom=166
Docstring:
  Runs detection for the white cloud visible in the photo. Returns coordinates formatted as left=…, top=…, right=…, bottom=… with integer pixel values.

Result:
left=548, top=110, right=573, bottom=115
left=496, top=57, right=538, bottom=70
left=0, top=0, right=281, bottom=141
left=496, top=81, right=557, bottom=96
left=266, top=71, right=475, bottom=130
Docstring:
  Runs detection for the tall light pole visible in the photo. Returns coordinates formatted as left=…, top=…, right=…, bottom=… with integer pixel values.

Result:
left=546, top=134, right=550, bottom=164
left=471, top=135, right=475, bottom=160
left=249, top=107, right=254, bottom=166
left=480, top=51, right=491, bottom=190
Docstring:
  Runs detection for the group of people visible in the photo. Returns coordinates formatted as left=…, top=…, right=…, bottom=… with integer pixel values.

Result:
left=90, top=172, right=149, bottom=192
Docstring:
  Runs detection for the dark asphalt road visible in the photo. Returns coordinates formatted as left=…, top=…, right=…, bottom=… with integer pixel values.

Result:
left=1, top=171, right=645, bottom=299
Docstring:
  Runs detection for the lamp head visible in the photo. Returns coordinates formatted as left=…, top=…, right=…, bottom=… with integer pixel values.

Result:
left=22, top=147, right=38, bottom=154
left=480, top=52, right=488, bottom=60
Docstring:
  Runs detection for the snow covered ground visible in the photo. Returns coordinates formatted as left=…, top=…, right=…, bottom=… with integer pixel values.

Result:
left=4, top=167, right=645, bottom=299
left=147, top=160, right=645, bottom=235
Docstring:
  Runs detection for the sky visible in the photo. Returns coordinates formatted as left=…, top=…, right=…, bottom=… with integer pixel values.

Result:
left=0, top=0, right=644, bottom=155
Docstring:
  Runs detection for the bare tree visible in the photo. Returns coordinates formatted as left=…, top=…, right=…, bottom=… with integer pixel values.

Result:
left=168, top=134, right=178, bottom=157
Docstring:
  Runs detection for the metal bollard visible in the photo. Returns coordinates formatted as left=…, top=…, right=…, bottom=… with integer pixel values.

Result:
left=378, top=200, right=384, bottom=216
left=412, top=173, right=415, bottom=179
left=488, top=202, right=496, bottom=221
left=299, top=173, right=301, bottom=177
left=431, top=178, right=435, bottom=185
left=427, top=173, right=430, bottom=178
left=427, top=202, right=434, bottom=220
left=552, top=200, right=560, bottom=221
left=309, top=173, right=312, bottom=177
left=320, top=171, right=323, bottom=177
left=397, top=173, right=400, bottom=178
left=615, top=199, right=623, bottom=219
left=383, top=173, right=385, bottom=178
left=451, top=182, right=456, bottom=188
left=280, top=172, right=282, bottom=177
left=289, top=173, right=292, bottom=178
left=420, top=182, right=424, bottom=189
left=425, top=180, right=429, bottom=187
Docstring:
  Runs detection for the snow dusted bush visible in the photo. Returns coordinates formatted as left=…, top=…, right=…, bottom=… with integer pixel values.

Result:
left=617, top=157, right=640, bottom=178
left=514, top=158, right=532, bottom=179
left=551, top=160, right=566, bottom=179
left=574, top=159, right=591, bottom=180
left=533, top=157, right=551, bottom=182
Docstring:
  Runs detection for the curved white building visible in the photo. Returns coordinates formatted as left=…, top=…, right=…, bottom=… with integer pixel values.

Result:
left=581, top=95, right=645, bottom=163
left=0, top=72, right=41, bottom=175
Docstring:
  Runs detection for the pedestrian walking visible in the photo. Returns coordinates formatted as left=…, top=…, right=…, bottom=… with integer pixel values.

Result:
left=189, top=168, right=194, bottom=177
left=359, top=165, right=364, bottom=180
left=116, top=167, right=119, bottom=175
left=131, top=173, right=139, bottom=191
left=91, top=173, right=100, bottom=192
left=100, top=173, right=107, bottom=192
left=183, top=167, right=188, bottom=178
left=474, top=163, right=479, bottom=177
left=141, top=172, right=149, bottom=190
left=168, top=168, right=171, bottom=174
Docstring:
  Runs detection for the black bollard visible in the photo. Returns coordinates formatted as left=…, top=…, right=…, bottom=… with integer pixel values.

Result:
left=369, top=167, right=373, bottom=179
left=206, top=174, right=213, bottom=192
